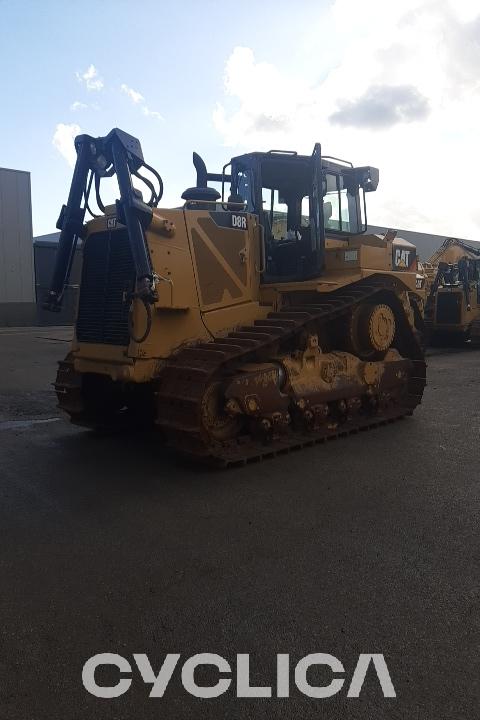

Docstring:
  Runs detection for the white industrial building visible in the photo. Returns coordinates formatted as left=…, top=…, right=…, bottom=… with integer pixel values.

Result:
left=0, top=167, right=36, bottom=325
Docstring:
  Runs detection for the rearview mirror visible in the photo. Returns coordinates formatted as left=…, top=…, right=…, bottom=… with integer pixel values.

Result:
left=355, top=166, right=379, bottom=192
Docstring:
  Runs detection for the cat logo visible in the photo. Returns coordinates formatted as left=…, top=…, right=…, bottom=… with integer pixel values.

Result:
left=231, top=214, right=247, bottom=230
left=393, top=247, right=412, bottom=270
left=107, top=217, right=117, bottom=230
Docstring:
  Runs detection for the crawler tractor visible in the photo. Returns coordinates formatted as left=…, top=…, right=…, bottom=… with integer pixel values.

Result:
left=45, top=129, right=426, bottom=465
left=425, top=238, right=480, bottom=345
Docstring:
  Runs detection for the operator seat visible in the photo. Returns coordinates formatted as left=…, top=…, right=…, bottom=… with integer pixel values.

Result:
left=181, top=185, right=221, bottom=210
left=182, top=151, right=221, bottom=209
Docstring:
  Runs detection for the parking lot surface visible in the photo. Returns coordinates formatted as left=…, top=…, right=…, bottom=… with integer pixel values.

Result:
left=0, top=327, right=479, bottom=719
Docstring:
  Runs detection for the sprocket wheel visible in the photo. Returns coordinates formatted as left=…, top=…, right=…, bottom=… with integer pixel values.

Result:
left=201, top=381, right=243, bottom=441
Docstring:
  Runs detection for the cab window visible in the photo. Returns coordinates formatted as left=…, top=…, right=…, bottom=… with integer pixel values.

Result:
left=324, top=173, right=352, bottom=232
left=262, top=187, right=310, bottom=241
left=234, top=168, right=254, bottom=211
left=262, top=188, right=287, bottom=240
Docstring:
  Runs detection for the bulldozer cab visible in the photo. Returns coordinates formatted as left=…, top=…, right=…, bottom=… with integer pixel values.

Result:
left=228, top=145, right=378, bottom=283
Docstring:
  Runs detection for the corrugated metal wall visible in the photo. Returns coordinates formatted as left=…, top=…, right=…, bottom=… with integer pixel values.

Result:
left=0, top=167, right=36, bottom=325
left=368, top=225, right=480, bottom=262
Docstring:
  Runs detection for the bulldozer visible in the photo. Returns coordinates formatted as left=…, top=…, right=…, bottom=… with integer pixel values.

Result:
left=44, top=128, right=426, bottom=465
left=424, top=237, right=480, bottom=345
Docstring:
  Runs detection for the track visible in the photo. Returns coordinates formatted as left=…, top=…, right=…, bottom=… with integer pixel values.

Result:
left=156, top=277, right=426, bottom=466
left=470, top=317, right=480, bottom=347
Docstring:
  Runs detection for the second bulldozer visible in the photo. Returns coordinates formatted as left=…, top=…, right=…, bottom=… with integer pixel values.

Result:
left=45, top=129, right=426, bottom=465
left=425, top=237, right=480, bottom=345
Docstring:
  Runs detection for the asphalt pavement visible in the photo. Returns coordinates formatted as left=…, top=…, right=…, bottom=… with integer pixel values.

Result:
left=0, top=327, right=478, bottom=719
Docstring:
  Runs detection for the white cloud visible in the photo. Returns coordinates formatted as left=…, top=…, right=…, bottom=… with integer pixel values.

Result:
left=76, top=64, right=103, bottom=91
left=330, top=85, right=430, bottom=128
left=121, top=83, right=144, bottom=104
left=449, top=0, right=479, bottom=23
left=214, top=47, right=312, bottom=145
left=213, top=2, right=480, bottom=239
left=142, top=106, right=164, bottom=121
left=52, top=123, right=81, bottom=167
left=120, top=82, right=164, bottom=121
left=70, top=100, right=88, bottom=111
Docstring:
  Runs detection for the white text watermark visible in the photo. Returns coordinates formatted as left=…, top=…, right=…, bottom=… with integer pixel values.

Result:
left=82, top=652, right=396, bottom=699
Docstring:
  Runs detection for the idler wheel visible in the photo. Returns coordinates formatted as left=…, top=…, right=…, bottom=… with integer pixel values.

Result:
left=367, top=303, right=396, bottom=351
left=348, top=302, right=396, bottom=358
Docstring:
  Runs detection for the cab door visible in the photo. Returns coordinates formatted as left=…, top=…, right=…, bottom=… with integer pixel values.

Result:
left=310, top=142, right=325, bottom=276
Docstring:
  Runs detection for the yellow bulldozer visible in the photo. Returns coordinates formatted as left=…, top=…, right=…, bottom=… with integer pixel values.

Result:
left=44, top=129, right=426, bottom=465
left=424, top=237, right=480, bottom=345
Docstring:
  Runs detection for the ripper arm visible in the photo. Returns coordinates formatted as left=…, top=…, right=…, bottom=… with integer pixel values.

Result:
left=44, top=128, right=162, bottom=311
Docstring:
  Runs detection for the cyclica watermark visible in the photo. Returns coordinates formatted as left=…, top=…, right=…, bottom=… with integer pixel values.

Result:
left=82, top=652, right=396, bottom=699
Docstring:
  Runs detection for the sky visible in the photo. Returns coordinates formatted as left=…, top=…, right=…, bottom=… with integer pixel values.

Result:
left=1, top=0, right=479, bottom=239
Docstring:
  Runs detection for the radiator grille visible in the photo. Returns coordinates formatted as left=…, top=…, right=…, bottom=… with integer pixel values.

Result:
left=436, top=292, right=462, bottom=325
left=76, top=230, right=135, bottom=345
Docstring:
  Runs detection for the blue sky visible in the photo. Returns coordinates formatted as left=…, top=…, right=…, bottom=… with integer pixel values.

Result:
left=1, top=0, right=479, bottom=239
left=0, top=0, right=331, bottom=235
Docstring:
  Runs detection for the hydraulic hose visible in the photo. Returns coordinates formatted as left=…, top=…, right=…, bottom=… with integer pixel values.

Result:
left=128, top=297, right=152, bottom=344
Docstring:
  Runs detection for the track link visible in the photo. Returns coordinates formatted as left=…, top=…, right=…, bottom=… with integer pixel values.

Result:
left=470, top=317, right=480, bottom=347
left=156, top=278, right=426, bottom=465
